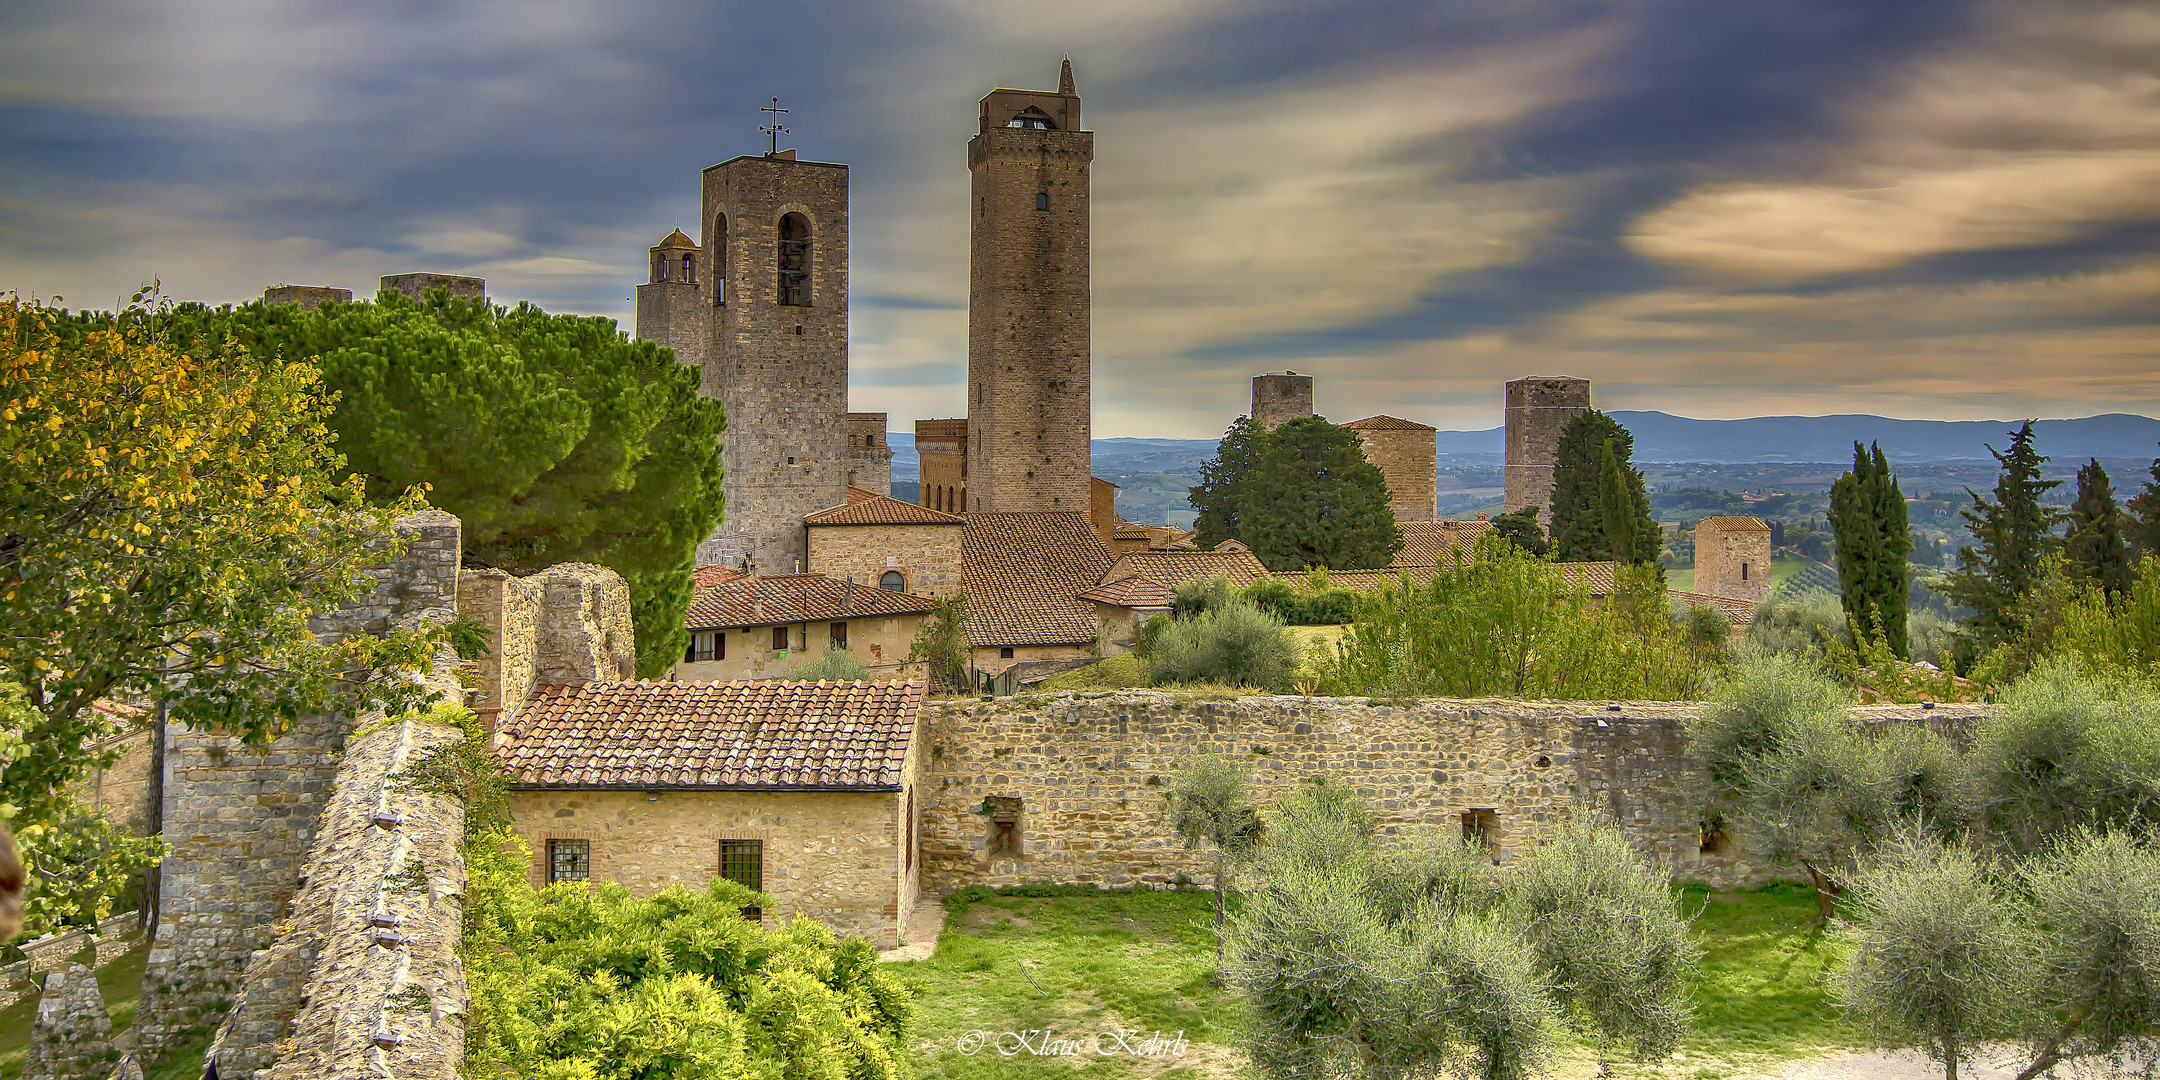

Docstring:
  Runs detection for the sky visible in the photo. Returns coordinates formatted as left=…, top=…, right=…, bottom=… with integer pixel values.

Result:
left=2, top=0, right=2156, bottom=437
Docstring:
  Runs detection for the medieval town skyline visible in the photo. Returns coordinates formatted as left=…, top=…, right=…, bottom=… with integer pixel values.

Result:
left=4, top=0, right=2156, bottom=436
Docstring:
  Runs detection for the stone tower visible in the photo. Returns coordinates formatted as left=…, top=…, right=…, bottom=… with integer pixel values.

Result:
left=845, top=412, right=894, bottom=494
left=1695, top=516, right=1773, bottom=605
left=699, top=150, right=851, bottom=572
left=1345, top=415, right=1439, bottom=522
left=966, top=59, right=1093, bottom=514
left=1251, top=371, right=1314, bottom=430
left=916, top=418, right=968, bottom=513
left=1503, top=376, right=1592, bottom=524
left=636, top=229, right=710, bottom=369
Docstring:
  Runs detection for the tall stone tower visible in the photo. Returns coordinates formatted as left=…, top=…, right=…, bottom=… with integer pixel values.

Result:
left=636, top=229, right=710, bottom=369
left=699, top=150, right=851, bottom=572
left=1695, top=516, right=1773, bottom=605
left=1503, top=376, right=1592, bottom=524
left=1251, top=371, right=1314, bottom=430
left=916, top=418, right=968, bottom=513
left=966, top=59, right=1093, bottom=514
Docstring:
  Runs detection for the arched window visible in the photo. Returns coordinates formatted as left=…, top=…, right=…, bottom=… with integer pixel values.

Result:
left=713, top=213, right=728, bottom=304
left=1007, top=106, right=1056, bottom=130
left=659, top=256, right=671, bottom=282
left=1036, top=192, right=1049, bottom=212
left=682, top=253, right=695, bottom=284
left=777, top=212, right=811, bottom=306
left=880, top=571, right=905, bottom=592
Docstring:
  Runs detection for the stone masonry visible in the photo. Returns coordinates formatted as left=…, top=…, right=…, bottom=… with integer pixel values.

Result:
left=1504, top=376, right=1592, bottom=524
left=701, top=152, right=852, bottom=573
left=806, top=520, right=965, bottom=599
left=845, top=412, right=895, bottom=494
left=260, top=286, right=350, bottom=309
left=1250, top=371, right=1314, bottom=431
left=23, top=963, right=113, bottom=1080
left=379, top=274, right=484, bottom=302
left=636, top=229, right=711, bottom=370
left=916, top=692, right=1984, bottom=893
left=1695, top=516, right=1774, bottom=605
left=915, top=418, right=968, bottom=513
left=132, top=510, right=462, bottom=1065
left=1347, top=416, right=1439, bottom=522
left=966, top=61, right=1093, bottom=515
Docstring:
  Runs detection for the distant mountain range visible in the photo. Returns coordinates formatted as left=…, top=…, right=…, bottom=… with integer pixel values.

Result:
left=887, top=412, right=2160, bottom=477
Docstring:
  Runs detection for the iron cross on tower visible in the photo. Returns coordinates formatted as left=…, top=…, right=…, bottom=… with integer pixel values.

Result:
left=760, top=97, right=789, bottom=155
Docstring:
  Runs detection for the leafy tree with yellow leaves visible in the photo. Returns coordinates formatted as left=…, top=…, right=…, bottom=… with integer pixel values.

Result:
left=0, top=291, right=441, bottom=932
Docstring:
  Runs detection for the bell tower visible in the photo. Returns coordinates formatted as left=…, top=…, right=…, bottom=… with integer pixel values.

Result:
left=965, top=58, right=1093, bottom=514
left=635, top=228, right=709, bottom=370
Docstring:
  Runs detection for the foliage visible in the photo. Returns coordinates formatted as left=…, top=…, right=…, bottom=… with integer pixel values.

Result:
left=2012, top=829, right=2160, bottom=1080
left=1239, top=416, right=1402, bottom=572
left=906, top=593, right=971, bottom=693
left=1163, top=756, right=1261, bottom=974
left=1679, top=602, right=1733, bottom=651
left=1832, top=835, right=2026, bottom=1080
left=1941, top=422, right=2063, bottom=660
left=389, top=700, right=509, bottom=836
left=1595, top=439, right=1661, bottom=567
left=1143, top=599, right=1298, bottom=692
left=1240, top=576, right=1359, bottom=626
left=1745, top=589, right=1851, bottom=660
left=2, top=293, right=441, bottom=929
left=2040, top=555, right=2160, bottom=684
left=1321, top=536, right=1710, bottom=701
left=786, top=645, right=872, bottom=683
left=2065, top=458, right=2132, bottom=597
left=1172, top=575, right=1236, bottom=620
left=1829, top=442, right=1914, bottom=657
left=1487, top=506, right=1549, bottom=557
left=1228, top=784, right=1697, bottom=1079
left=1963, top=658, right=2160, bottom=856
left=1190, top=415, right=1263, bottom=550
left=1817, top=620, right=1971, bottom=705
left=142, top=289, right=727, bottom=677
left=1550, top=411, right=1642, bottom=563
left=2128, top=448, right=2160, bottom=562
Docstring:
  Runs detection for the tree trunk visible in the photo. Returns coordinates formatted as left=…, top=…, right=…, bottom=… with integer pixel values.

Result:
left=1943, top=1034, right=1959, bottom=1080
left=1804, top=864, right=1840, bottom=924
left=1212, top=855, right=1227, bottom=979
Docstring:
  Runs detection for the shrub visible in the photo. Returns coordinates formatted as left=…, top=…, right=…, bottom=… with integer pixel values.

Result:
left=1965, top=657, right=2160, bottom=855
left=1746, top=588, right=1849, bottom=658
left=1145, top=599, right=1298, bottom=691
left=787, top=645, right=871, bottom=682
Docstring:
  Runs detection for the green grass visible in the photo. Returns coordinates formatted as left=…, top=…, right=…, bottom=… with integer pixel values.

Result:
left=0, top=937, right=210, bottom=1080
left=894, top=883, right=1855, bottom=1080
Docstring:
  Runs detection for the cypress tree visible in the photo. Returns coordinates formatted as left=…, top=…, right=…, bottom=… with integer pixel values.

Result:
left=1239, top=415, right=1401, bottom=571
left=1828, top=441, right=1913, bottom=657
left=1550, top=411, right=1639, bottom=562
left=2064, top=458, right=2131, bottom=596
left=1940, top=422, right=2063, bottom=653
left=1190, top=415, right=1263, bottom=549
left=1489, top=506, right=1550, bottom=556
left=2125, top=446, right=2160, bottom=562
left=1593, top=441, right=1662, bottom=567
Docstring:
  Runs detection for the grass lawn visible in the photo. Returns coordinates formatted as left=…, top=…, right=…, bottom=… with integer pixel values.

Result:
left=0, top=938, right=209, bottom=1080
left=894, top=883, right=1854, bottom=1080
left=1668, top=558, right=1813, bottom=597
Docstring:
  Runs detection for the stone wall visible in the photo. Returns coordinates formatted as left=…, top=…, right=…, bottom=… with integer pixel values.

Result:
left=455, top=568, right=540, bottom=732
left=674, top=613, right=927, bottom=682
left=133, top=510, right=462, bottom=1065
left=209, top=717, right=469, bottom=1080
left=526, top=564, right=637, bottom=687
left=1251, top=372, right=1314, bottom=431
left=845, top=413, right=895, bottom=495
left=1696, top=518, right=1774, bottom=605
left=74, top=727, right=154, bottom=837
left=914, top=418, right=967, bottom=513
left=260, top=286, right=350, bottom=309
left=24, top=962, right=112, bottom=1080
left=380, top=274, right=483, bottom=301
left=1503, top=377, right=1591, bottom=523
left=915, top=692, right=1985, bottom=893
left=1351, top=423, right=1438, bottom=523
left=637, top=234, right=710, bottom=370
left=807, top=521, right=965, bottom=599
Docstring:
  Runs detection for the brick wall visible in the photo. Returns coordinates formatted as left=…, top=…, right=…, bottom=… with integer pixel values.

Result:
left=807, top=522, right=964, bottom=600
left=1250, top=373, right=1313, bottom=431
left=1503, top=377, right=1591, bottom=523
left=1352, top=426, right=1438, bottom=522
left=914, top=419, right=968, bottom=513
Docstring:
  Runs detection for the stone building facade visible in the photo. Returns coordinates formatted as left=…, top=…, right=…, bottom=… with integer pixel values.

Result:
left=674, top=571, right=934, bottom=682
left=1695, top=516, right=1774, bottom=605
left=845, top=412, right=894, bottom=494
left=1504, top=376, right=1592, bottom=524
left=1250, top=371, right=1314, bottom=430
left=805, top=490, right=966, bottom=599
left=380, top=273, right=484, bottom=301
left=966, top=61, right=1093, bottom=515
left=636, top=229, right=710, bottom=369
left=1346, top=415, right=1438, bottom=522
left=700, top=151, right=853, bottom=573
left=260, top=285, right=350, bottom=309
left=915, top=418, right=968, bottom=513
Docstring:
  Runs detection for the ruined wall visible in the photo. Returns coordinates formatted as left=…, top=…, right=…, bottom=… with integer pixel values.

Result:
left=455, top=568, right=540, bottom=733
left=380, top=274, right=484, bottom=301
left=1251, top=372, right=1314, bottom=431
left=261, top=286, right=351, bottom=309
left=1503, top=377, right=1592, bottom=524
left=527, top=563, right=637, bottom=687
left=916, top=692, right=1984, bottom=893
left=133, top=510, right=462, bottom=1065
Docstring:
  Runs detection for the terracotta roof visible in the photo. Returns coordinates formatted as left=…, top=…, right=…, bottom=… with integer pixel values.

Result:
left=1670, top=590, right=1760, bottom=631
left=657, top=229, right=697, bottom=249
left=1394, top=519, right=1492, bottom=568
left=962, top=513, right=1114, bottom=647
left=693, top=565, right=750, bottom=589
left=685, top=573, right=936, bottom=630
left=1076, top=575, right=1175, bottom=607
left=1103, top=549, right=1270, bottom=589
left=805, top=488, right=965, bottom=526
left=1557, top=561, right=1620, bottom=593
left=497, top=680, right=922, bottom=790
left=1344, top=415, right=1437, bottom=431
left=1698, top=516, right=1772, bottom=532
left=1270, top=568, right=1408, bottom=592
left=1212, top=538, right=1251, bottom=553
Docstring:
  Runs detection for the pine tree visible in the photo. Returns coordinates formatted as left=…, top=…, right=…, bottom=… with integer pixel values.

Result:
left=1489, top=506, right=1550, bottom=556
left=2064, top=458, right=2131, bottom=596
left=1239, top=416, right=1401, bottom=571
left=1550, top=411, right=1641, bottom=562
left=1940, top=422, right=2063, bottom=653
left=2125, top=447, right=2160, bottom=563
left=1190, top=415, right=1263, bottom=550
left=1829, top=442, right=1914, bottom=657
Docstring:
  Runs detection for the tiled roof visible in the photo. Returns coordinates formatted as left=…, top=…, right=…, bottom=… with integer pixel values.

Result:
left=497, top=680, right=922, bottom=790
left=805, top=487, right=965, bottom=526
left=693, top=565, right=750, bottom=589
left=1698, top=516, right=1772, bottom=532
left=1103, top=549, right=1270, bottom=589
left=657, top=229, right=697, bottom=248
left=1557, top=561, right=1620, bottom=593
left=962, top=512, right=1114, bottom=647
left=1394, top=519, right=1491, bottom=568
left=685, top=573, right=936, bottom=630
left=1344, top=415, right=1437, bottom=431
left=1670, top=590, right=1760, bottom=631
left=1076, top=575, right=1175, bottom=607
left=1212, top=538, right=1250, bottom=553
left=1271, top=568, right=1408, bottom=592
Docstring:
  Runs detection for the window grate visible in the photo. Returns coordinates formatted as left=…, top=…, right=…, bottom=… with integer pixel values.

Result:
left=547, top=839, right=589, bottom=883
left=720, top=839, right=764, bottom=891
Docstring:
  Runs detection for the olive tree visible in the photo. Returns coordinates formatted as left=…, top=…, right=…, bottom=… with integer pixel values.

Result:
left=1164, top=755, right=1262, bottom=975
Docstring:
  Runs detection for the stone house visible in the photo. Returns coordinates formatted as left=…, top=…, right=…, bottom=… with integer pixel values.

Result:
left=495, top=679, right=928, bottom=946
left=1345, top=414, right=1439, bottom=522
left=804, top=486, right=966, bottom=598
left=962, top=512, right=1114, bottom=677
left=1695, top=515, right=1774, bottom=605
left=675, top=571, right=936, bottom=682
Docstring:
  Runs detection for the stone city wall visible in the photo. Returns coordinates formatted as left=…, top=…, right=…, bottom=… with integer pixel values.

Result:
left=916, top=692, right=1985, bottom=893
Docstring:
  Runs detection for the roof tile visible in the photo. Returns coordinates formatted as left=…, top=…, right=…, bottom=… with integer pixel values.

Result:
left=962, top=513, right=1114, bottom=647
left=686, top=573, right=936, bottom=630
